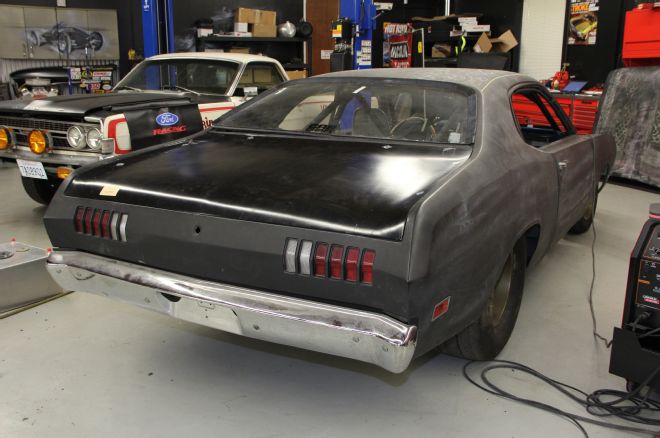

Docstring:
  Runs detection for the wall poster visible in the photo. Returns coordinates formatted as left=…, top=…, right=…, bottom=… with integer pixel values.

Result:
left=383, top=22, right=412, bottom=68
left=568, top=0, right=599, bottom=46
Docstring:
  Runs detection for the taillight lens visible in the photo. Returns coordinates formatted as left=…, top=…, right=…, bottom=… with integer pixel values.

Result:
left=284, top=239, right=298, bottom=273
left=101, top=210, right=111, bottom=239
left=330, top=245, right=344, bottom=279
left=83, top=208, right=93, bottom=234
left=92, top=209, right=102, bottom=237
left=314, top=243, right=329, bottom=277
left=74, top=206, right=85, bottom=233
left=361, top=249, right=376, bottom=285
left=345, top=247, right=360, bottom=282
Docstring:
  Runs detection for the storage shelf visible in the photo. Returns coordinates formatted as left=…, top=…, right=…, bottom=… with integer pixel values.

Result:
left=199, top=36, right=308, bottom=43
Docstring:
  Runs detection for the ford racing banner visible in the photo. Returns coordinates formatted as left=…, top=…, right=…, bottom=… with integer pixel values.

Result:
left=123, top=103, right=204, bottom=149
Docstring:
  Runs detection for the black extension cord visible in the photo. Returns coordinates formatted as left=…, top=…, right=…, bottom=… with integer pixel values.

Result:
left=463, top=359, right=660, bottom=437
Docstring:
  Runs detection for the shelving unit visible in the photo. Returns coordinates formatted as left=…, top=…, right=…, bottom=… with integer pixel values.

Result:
left=197, top=35, right=312, bottom=76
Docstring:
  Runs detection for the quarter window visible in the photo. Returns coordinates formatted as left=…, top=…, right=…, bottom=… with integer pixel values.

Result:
left=511, top=89, right=570, bottom=147
left=235, top=63, right=284, bottom=96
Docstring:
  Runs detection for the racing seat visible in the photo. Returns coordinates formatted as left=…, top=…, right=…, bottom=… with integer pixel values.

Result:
left=353, top=108, right=391, bottom=137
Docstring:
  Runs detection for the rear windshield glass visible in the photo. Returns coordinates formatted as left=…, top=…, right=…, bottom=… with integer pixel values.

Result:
left=218, top=78, right=477, bottom=145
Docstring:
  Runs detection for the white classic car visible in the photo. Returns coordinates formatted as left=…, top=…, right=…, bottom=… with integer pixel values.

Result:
left=0, top=52, right=288, bottom=204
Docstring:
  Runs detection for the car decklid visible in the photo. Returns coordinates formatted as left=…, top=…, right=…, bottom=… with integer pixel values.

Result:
left=64, top=131, right=472, bottom=241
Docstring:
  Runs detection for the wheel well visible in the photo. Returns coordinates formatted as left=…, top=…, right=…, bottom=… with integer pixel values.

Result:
left=523, top=224, right=541, bottom=266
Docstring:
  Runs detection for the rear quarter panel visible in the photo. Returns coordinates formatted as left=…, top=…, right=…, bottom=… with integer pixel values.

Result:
left=406, top=77, right=560, bottom=356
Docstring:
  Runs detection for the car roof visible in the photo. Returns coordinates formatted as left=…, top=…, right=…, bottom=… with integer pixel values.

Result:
left=146, top=52, right=281, bottom=65
left=317, top=68, right=535, bottom=92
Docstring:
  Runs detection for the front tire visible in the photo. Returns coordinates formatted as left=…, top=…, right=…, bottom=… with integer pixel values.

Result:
left=21, top=176, right=61, bottom=205
left=442, top=238, right=526, bottom=360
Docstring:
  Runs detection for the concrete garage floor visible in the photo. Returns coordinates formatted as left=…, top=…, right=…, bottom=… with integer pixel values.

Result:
left=0, top=163, right=658, bottom=438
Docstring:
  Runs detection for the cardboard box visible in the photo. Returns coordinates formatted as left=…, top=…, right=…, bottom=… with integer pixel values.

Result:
left=252, top=22, right=276, bottom=38
left=461, top=24, right=491, bottom=33
left=197, top=27, right=213, bottom=37
left=474, top=30, right=518, bottom=53
left=490, top=30, right=518, bottom=52
left=431, top=43, right=452, bottom=58
left=286, top=70, right=307, bottom=80
left=234, top=22, right=248, bottom=33
left=255, top=9, right=276, bottom=25
left=236, top=7, right=256, bottom=23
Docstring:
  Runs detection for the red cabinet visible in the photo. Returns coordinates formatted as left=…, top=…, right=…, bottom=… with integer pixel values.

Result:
left=512, top=93, right=600, bottom=135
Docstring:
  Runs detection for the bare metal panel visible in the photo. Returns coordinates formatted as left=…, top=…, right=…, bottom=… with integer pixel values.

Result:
left=0, top=242, right=64, bottom=314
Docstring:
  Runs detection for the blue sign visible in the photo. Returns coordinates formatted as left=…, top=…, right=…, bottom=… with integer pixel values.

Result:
left=156, top=112, right=179, bottom=126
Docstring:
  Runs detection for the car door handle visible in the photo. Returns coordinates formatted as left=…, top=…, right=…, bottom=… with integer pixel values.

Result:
left=558, top=160, right=569, bottom=172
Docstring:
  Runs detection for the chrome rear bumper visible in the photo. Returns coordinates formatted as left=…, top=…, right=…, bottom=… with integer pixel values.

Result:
left=47, top=251, right=417, bottom=373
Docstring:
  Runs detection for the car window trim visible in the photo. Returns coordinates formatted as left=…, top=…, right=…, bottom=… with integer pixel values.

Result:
left=509, top=84, right=576, bottom=149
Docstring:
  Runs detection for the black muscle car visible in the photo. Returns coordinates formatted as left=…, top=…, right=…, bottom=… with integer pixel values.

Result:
left=44, top=69, right=616, bottom=373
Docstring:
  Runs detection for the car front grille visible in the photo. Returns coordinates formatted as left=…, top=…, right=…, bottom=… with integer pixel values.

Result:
left=0, top=115, right=99, bottom=152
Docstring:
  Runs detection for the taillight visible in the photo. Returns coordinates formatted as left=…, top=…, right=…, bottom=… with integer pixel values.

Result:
left=314, top=243, right=329, bottom=277
left=345, top=247, right=360, bottom=282
left=361, top=250, right=376, bottom=285
left=74, top=206, right=127, bottom=241
left=330, top=245, right=344, bottom=279
left=299, top=240, right=313, bottom=275
left=83, top=208, right=93, bottom=235
left=285, top=239, right=375, bottom=285
left=284, top=239, right=298, bottom=273
left=92, top=209, right=102, bottom=237
left=74, top=206, right=85, bottom=233
left=101, top=210, right=111, bottom=239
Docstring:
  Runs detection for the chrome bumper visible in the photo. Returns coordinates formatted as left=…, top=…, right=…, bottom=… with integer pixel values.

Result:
left=46, top=251, right=417, bottom=373
left=0, top=147, right=102, bottom=167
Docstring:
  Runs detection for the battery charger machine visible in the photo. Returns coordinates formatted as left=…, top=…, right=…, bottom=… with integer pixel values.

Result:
left=610, top=203, right=660, bottom=390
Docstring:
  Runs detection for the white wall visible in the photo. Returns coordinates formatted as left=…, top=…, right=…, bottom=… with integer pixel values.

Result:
left=519, top=0, right=567, bottom=80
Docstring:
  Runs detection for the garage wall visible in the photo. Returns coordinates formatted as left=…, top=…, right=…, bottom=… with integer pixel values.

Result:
left=518, top=0, right=567, bottom=80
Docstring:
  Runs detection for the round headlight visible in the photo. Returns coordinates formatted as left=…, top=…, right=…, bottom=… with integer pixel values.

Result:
left=86, top=127, right=103, bottom=150
left=0, top=127, right=9, bottom=150
left=28, top=130, right=48, bottom=154
left=66, top=126, right=87, bottom=150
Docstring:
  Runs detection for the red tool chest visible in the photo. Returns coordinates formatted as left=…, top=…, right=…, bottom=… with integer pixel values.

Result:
left=511, top=94, right=600, bottom=135
left=622, top=3, right=660, bottom=67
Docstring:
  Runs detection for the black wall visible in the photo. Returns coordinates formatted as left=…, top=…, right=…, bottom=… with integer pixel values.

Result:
left=4, top=0, right=142, bottom=77
left=564, top=0, right=628, bottom=83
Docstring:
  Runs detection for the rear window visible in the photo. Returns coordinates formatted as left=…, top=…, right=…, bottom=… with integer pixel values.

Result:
left=218, top=78, right=477, bottom=145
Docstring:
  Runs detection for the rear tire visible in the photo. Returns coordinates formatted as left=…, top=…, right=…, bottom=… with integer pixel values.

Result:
left=568, top=198, right=595, bottom=235
left=21, top=176, right=60, bottom=205
left=441, top=238, right=526, bottom=360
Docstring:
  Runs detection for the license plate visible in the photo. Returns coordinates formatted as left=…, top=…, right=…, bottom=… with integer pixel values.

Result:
left=16, top=160, right=47, bottom=180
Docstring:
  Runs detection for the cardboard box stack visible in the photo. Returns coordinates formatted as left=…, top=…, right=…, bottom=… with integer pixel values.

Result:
left=473, top=30, right=518, bottom=54
left=235, top=7, right=277, bottom=38
left=458, top=16, right=491, bottom=33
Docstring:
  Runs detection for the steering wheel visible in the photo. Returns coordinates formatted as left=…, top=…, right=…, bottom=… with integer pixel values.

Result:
left=390, top=116, right=436, bottom=141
